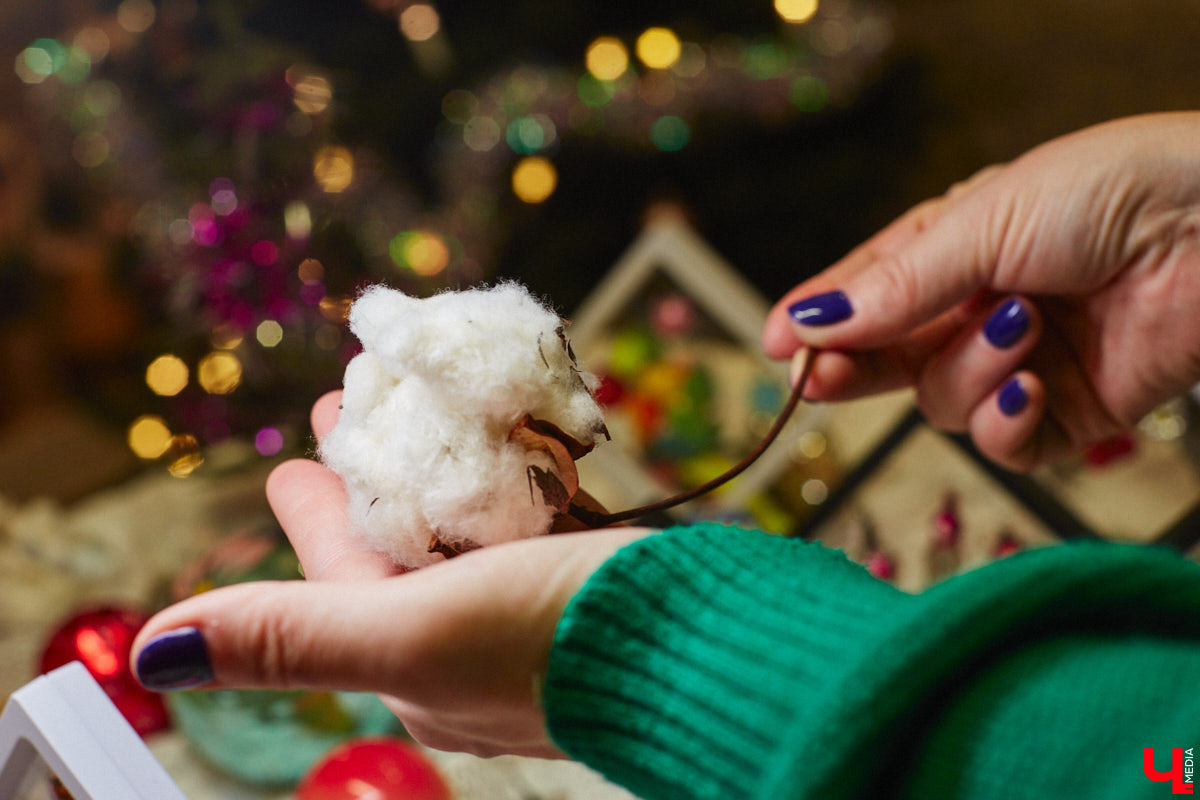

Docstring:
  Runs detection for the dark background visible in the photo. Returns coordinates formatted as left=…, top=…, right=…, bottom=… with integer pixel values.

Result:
left=0, top=0, right=1198, bottom=499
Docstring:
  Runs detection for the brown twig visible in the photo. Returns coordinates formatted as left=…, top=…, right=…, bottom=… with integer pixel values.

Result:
left=581, top=347, right=818, bottom=526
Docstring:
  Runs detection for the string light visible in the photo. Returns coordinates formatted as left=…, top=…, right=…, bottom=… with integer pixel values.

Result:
left=255, top=427, right=285, bottom=456
left=463, top=116, right=501, bottom=152
left=284, top=201, right=312, bottom=239
left=313, top=146, right=354, bottom=193
left=399, top=4, right=440, bottom=41
left=636, top=28, right=682, bottom=70
left=790, top=74, right=829, bottom=111
left=15, top=40, right=62, bottom=84
left=319, top=296, right=352, bottom=324
left=795, top=430, right=827, bottom=459
left=389, top=231, right=450, bottom=276
left=297, top=258, right=324, bottom=284
left=506, top=116, right=546, bottom=154
left=775, top=0, right=819, bottom=24
left=287, top=67, right=333, bottom=114
left=166, top=434, right=204, bottom=478
left=650, top=116, right=690, bottom=152
left=145, top=354, right=189, bottom=396
left=127, top=415, right=172, bottom=459
left=116, top=0, right=156, bottom=33
left=256, top=319, right=284, bottom=347
left=672, top=42, right=707, bottom=78
left=511, top=156, right=557, bottom=203
left=197, top=351, right=242, bottom=394
left=801, top=478, right=828, bottom=505
left=585, top=37, right=628, bottom=81
left=210, top=324, right=244, bottom=350
left=73, top=27, right=110, bottom=62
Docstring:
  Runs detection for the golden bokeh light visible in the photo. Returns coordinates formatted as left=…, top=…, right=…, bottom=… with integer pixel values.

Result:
left=145, top=354, right=189, bottom=396
left=197, top=351, right=243, bottom=394
left=291, top=72, right=332, bottom=114
left=256, top=319, right=284, bottom=347
left=73, top=27, right=110, bottom=62
left=313, top=146, right=354, bottom=193
left=775, top=0, right=819, bottom=23
left=210, top=323, right=244, bottom=350
left=284, top=201, right=312, bottom=239
left=297, top=257, right=324, bottom=284
left=511, top=156, right=557, bottom=204
left=166, top=434, right=204, bottom=478
left=801, top=478, right=829, bottom=505
left=319, top=295, right=352, bottom=323
left=390, top=230, right=450, bottom=276
left=796, top=430, right=828, bottom=459
left=116, top=0, right=156, bottom=33
left=585, top=37, right=629, bottom=81
left=636, top=28, right=682, bottom=70
left=127, top=415, right=172, bottom=459
left=400, top=4, right=441, bottom=42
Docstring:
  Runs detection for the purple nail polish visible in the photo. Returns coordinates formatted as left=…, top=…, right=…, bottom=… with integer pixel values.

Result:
left=788, top=290, right=853, bottom=327
left=136, top=627, right=214, bottom=690
left=984, top=298, right=1029, bottom=349
left=998, top=377, right=1028, bottom=417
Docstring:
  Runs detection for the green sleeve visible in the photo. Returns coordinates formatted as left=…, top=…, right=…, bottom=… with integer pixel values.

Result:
left=544, top=523, right=1200, bottom=800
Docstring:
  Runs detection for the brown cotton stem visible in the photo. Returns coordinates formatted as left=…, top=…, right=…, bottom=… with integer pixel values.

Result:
left=585, top=346, right=818, bottom=526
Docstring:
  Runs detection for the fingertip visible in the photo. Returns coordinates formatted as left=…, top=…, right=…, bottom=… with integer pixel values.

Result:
left=763, top=318, right=801, bottom=360
left=266, top=458, right=329, bottom=509
left=311, top=390, right=344, bottom=443
left=969, top=371, right=1048, bottom=472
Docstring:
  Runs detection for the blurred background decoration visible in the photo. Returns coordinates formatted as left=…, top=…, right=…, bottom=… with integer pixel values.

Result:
left=2, top=0, right=1200, bottom=796
left=0, top=0, right=893, bottom=488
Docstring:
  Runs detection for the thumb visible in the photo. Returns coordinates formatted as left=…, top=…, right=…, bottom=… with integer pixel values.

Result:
left=131, top=579, right=414, bottom=692
left=785, top=184, right=1009, bottom=350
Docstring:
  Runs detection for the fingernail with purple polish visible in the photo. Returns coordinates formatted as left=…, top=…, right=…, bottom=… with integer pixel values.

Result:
left=998, top=377, right=1028, bottom=417
left=136, top=627, right=214, bottom=690
left=984, top=298, right=1029, bottom=349
left=788, top=290, right=853, bottom=327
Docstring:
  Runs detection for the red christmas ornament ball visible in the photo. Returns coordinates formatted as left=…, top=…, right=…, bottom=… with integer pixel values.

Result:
left=39, top=606, right=170, bottom=737
left=593, top=373, right=626, bottom=407
left=932, top=509, right=960, bottom=549
left=865, top=551, right=896, bottom=581
left=296, top=737, right=453, bottom=800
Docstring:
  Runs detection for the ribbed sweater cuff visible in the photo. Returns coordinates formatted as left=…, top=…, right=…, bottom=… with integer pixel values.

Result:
left=544, top=523, right=907, bottom=800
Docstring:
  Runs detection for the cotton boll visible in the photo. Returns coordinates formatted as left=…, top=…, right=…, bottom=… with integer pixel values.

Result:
left=321, top=282, right=608, bottom=567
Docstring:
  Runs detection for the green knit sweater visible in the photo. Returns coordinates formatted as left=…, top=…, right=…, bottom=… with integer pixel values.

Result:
left=544, top=523, right=1200, bottom=799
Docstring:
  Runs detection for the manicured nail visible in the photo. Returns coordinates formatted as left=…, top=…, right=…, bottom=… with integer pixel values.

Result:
left=136, top=627, right=214, bottom=690
left=983, top=298, right=1029, bottom=349
left=997, top=376, right=1028, bottom=417
left=788, top=290, right=853, bottom=327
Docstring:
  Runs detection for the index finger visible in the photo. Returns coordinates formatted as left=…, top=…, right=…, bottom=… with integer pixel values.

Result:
left=312, top=390, right=343, bottom=445
left=266, top=458, right=396, bottom=580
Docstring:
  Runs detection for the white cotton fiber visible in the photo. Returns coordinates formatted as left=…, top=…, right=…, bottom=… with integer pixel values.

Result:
left=320, top=282, right=608, bottom=567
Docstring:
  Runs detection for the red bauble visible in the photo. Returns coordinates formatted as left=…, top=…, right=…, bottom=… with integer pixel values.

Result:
left=39, top=606, right=170, bottom=737
left=1083, top=434, right=1137, bottom=467
left=297, top=738, right=453, bottom=800
left=865, top=550, right=896, bottom=581
left=994, top=532, right=1022, bottom=558
left=592, top=373, right=626, bottom=407
left=932, top=510, right=960, bottom=549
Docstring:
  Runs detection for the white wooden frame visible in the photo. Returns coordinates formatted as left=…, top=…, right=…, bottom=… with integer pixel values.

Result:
left=0, top=662, right=187, bottom=799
